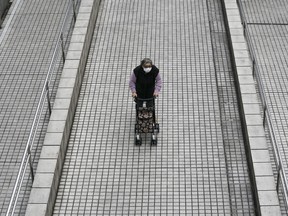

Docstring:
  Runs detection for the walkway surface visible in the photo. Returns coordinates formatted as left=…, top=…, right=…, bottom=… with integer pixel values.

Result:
left=239, top=0, right=288, bottom=214
left=0, top=0, right=75, bottom=214
left=53, top=0, right=254, bottom=215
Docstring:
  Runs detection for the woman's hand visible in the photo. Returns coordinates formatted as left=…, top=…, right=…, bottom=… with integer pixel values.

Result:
left=132, top=92, right=137, bottom=98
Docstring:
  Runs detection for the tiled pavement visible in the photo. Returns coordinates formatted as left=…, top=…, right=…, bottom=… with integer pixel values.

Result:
left=53, top=0, right=254, bottom=215
left=0, top=0, right=77, bottom=214
left=239, top=0, right=288, bottom=214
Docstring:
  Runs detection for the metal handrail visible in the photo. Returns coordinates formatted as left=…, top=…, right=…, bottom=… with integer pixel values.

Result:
left=236, top=0, right=288, bottom=209
left=5, top=0, right=78, bottom=215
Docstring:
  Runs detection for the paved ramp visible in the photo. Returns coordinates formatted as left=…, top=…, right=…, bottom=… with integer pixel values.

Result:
left=52, top=0, right=248, bottom=215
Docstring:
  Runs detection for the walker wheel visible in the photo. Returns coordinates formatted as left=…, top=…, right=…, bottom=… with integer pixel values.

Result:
left=151, top=139, right=157, bottom=146
left=135, top=135, right=142, bottom=146
left=134, top=124, right=137, bottom=133
left=151, top=134, right=157, bottom=146
left=155, top=123, right=160, bottom=133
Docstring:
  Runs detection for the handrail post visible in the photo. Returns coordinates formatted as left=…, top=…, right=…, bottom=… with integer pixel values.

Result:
left=46, top=83, right=52, bottom=115
left=276, top=164, right=281, bottom=193
left=60, top=33, right=66, bottom=63
left=72, top=0, right=76, bottom=23
left=263, top=105, right=267, bottom=127
left=252, top=59, right=255, bottom=78
left=27, top=149, right=35, bottom=182
left=242, top=21, right=246, bottom=34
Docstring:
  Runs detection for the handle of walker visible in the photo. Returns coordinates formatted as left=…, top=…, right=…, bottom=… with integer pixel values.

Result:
left=134, top=97, right=156, bottom=101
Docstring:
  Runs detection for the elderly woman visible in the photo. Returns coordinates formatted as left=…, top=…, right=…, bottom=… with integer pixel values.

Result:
left=129, top=58, right=162, bottom=99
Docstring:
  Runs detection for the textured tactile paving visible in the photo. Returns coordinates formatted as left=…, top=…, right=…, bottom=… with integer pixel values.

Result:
left=54, top=0, right=253, bottom=215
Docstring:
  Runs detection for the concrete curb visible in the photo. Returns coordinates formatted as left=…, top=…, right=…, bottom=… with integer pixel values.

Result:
left=222, top=0, right=281, bottom=215
left=25, top=0, right=101, bottom=215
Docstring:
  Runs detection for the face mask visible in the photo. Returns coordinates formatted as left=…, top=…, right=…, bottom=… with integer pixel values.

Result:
left=143, top=67, right=152, bottom=73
